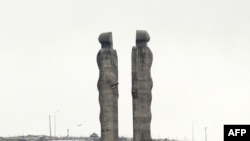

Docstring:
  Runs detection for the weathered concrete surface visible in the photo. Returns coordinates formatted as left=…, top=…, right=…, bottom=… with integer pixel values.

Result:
left=97, top=32, right=119, bottom=141
left=132, top=30, right=153, bottom=141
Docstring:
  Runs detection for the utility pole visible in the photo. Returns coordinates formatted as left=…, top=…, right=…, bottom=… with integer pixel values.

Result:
left=205, top=127, right=207, bottom=141
left=192, top=121, right=197, bottom=141
left=49, top=115, right=51, bottom=137
left=54, top=113, right=56, bottom=137
left=67, top=129, right=69, bottom=137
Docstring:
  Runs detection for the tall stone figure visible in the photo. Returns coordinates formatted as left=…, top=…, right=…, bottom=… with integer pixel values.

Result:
left=132, top=30, right=153, bottom=141
left=97, top=32, right=119, bottom=141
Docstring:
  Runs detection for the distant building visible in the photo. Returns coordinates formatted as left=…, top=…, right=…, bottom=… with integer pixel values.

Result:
left=89, top=133, right=99, bottom=141
left=119, top=136, right=132, bottom=141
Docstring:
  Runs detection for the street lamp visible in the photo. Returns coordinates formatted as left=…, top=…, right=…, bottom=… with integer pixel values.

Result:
left=77, top=123, right=83, bottom=137
left=192, top=121, right=197, bottom=141
left=67, top=123, right=83, bottom=137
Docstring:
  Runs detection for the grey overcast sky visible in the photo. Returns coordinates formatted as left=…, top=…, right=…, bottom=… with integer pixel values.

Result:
left=0, top=0, right=250, bottom=141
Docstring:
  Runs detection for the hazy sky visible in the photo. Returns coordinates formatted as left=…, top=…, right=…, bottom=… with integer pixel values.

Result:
left=0, top=0, right=250, bottom=141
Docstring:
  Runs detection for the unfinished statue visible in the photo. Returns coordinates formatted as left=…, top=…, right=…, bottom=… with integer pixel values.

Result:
left=132, top=30, right=153, bottom=141
left=97, top=32, right=119, bottom=141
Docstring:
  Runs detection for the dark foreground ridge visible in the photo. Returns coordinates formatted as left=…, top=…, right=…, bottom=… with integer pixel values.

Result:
left=0, top=135, right=179, bottom=141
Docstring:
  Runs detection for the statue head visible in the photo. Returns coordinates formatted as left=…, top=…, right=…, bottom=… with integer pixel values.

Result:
left=136, top=30, right=150, bottom=47
left=98, top=32, right=113, bottom=49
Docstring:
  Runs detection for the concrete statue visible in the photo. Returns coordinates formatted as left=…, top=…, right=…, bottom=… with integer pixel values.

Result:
left=132, top=30, right=153, bottom=141
left=97, top=32, right=119, bottom=141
